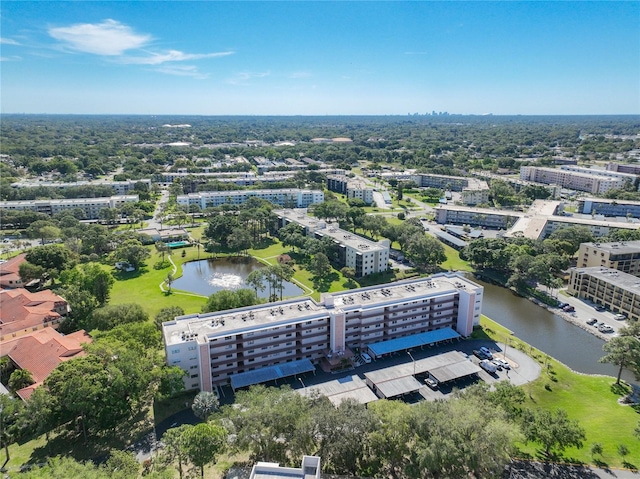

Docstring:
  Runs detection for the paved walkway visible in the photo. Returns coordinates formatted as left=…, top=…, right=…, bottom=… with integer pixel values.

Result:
left=506, top=460, right=640, bottom=479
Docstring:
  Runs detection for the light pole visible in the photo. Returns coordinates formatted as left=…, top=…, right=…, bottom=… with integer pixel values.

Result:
left=298, top=377, right=306, bottom=392
left=407, top=351, right=416, bottom=376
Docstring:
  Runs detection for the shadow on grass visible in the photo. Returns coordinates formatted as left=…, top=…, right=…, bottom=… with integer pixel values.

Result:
left=622, top=461, right=637, bottom=471
left=610, top=382, right=632, bottom=397
left=313, top=272, right=339, bottom=292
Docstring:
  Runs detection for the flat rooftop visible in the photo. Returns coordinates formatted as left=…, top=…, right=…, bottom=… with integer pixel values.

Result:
left=572, top=267, right=640, bottom=294
left=299, top=375, right=378, bottom=405
left=581, top=241, right=640, bottom=254
left=580, top=197, right=640, bottom=207
left=164, top=274, right=481, bottom=346
left=276, top=209, right=387, bottom=252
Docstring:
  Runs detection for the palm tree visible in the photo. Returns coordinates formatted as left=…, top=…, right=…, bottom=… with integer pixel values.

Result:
left=165, top=273, right=174, bottom=293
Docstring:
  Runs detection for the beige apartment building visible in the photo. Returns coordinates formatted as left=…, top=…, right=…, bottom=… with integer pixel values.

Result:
left=577, top=241, right=640, bottom=277
left=568, top=267, right=640, bottom=321
left=0, top=195, right=139, bottom=219
left=519, top=166, right=633, bottom=194
left=163, top=273, right=483, bottom=392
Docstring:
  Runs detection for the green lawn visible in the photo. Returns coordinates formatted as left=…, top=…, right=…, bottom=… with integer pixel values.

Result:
left=108, top=245, right=208, bottom=317
left=440, top=243, right=473, bottom=272
left=479, top=316, right=640, bottom=469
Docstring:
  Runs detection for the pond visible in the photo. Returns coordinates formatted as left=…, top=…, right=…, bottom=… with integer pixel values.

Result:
left=474, top=276, right=637, bottom=385
left=172, top=257, right=305, bottom=299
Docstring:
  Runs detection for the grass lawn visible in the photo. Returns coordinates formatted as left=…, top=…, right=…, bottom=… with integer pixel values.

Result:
left=440, top=243, right=473, bottom=272
left=108, top=245, right=208, bottom=317
left=478, top=316, right=640, bottom=469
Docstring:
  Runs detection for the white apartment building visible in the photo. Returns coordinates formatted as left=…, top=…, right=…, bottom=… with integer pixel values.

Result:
left=276, top=209, right=389, bottom=277
left=326, top=175, right=374, bottom=205
left=520, top=166, right=636, bottom=194
left=176, top=189, right=324, bottom=210
left=577, top=198, right=640, bottom=219
left=0, top=195, right=139, bottom=219
left=10, top=179, right=150, bottom=195
left=163, top=273, right=483, bottom=392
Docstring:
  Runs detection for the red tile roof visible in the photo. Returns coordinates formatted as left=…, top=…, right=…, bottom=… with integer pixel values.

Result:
left=2, top=328, right=91, bottom=400
left=0, top=253, right=26, bottom=289
left=0, top=288, right=68, bottom=340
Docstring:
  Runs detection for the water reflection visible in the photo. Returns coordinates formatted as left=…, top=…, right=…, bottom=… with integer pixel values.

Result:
left=172, top=257, right=304, bottom=299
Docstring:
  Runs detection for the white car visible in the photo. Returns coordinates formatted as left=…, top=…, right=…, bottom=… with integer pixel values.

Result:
left=598, top=324, right=614, bottom=333
left=361, top=352, right=372, bottom=364
left=494, top=358, right=511, bottom=370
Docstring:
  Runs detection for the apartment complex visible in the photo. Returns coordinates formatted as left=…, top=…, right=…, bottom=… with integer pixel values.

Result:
left=176, top=189, right=324, bottom=210
left=409, top=174, right=490, bottom=206
left=568, top=267, right=640, bottom=321
left=607, top=162, right=640, bottom=175
left=434, top=204, right=523, bottom=230
left=577, top=198, right=640, bottom=219
left=163, top=273, right=484, bottom=392
left=0, top=195, right=139, bottom=219
left=577, top=241, right=640, bottom=277
left=276, top=209, right=389, bottom=277
left=10, top=179, right=151, bottom=195
left=326, top=175, right=374, bottom=205
left=519, top=166, right=636, bottom=194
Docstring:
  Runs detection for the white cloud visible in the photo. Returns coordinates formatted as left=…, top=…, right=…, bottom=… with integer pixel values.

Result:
left=0, top=56, right=22, bottom=62
left=0, top=38, right=20, bottom=45
left=154, top=65, right=209, bottom=79
left=290, top=71, right=312, bottom=79
left=227, top=71, right=270, bottom=85
left=121, top=49, right=234, bottom=65
left=48, top=19, right=151, bottom=55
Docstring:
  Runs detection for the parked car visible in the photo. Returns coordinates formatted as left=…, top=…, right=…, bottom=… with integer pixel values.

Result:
left=473, top=349, right=489, bottom=360
left=613, top=313, right=627, bottom=321
left=493, top=358, right=511, bottom=370
left=586, top=318, right=598, bottom=326
left=595, top=322, right=605, bottom=329
left=425, top=377, right=439, bottom=390
left=562, top=305, right=575, bottom=312
left=595, top=305, right=606, bottom=312
left=479, top=359, right=497, bottom=373
left=361, top=352, right=372, bottom=364
left=557, top=302, right=569, bottom=309
left=598, top=324, right=614, bottom=333
left=479, top=347, right=493, bottom=359
left=491, top=359, right=503, bottom=371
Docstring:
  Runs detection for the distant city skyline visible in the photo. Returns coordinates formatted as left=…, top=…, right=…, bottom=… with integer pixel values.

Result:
left=1, top=2, right=638, bottom=115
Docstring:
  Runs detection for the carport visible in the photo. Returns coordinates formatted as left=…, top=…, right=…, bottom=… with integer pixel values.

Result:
left=299, top=375, right=379, bottom=405
left=428, top=359, right=481, bottom=384
left=230, top=359, right=315, bottom=391
left=366, top=327, right=460, bottom=358
left=370, top=376, right=423, bottom=399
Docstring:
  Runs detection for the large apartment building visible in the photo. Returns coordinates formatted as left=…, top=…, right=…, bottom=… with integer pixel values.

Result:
left=577, top=198, right=640, bottom=219
left=326, top=175, right=374, bottom=205
left=276, top=209, right=389, bottom=277
left=163, top=273, right=484, bottom=392
left=577, top=241, right=640, bottom=277
left=10, top=179, right=151, bottom=195
left=607, top=162, right=640, bottom=175
left=0, top=195, right=139, bottom=219
left=568, top=267, right=640, bottom=321
left=176, top=189, right=324, bottom=210
left=410, top=174, right=490, bottom=205
left=519, top=166, right=636, bottom=194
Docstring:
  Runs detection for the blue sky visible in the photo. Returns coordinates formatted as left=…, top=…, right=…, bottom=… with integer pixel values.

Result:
left=1, top=1, right=638, bottom=115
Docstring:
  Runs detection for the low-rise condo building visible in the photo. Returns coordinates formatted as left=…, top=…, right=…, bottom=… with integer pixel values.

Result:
left=276, top=209, right=389, bottom=277
left=326, top=175, right=374, bottom=205
left=163, top=273, right=483, bottom=392
left=568, top=267, right=640, bottom=321
left=177, top=189, right=324, bottom=210
left=0, top=195, right=139, bottom=219
left=577, top=198, right=640, bottom=219
left=519, top=166, right=637, bottom=194
left=577, top=241, right=640, bottom=277
left=10, top=179, right=151, bottom=195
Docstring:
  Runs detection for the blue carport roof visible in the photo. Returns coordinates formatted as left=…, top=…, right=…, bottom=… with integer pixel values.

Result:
left=230, top=358, right=315, bottom=390
left=367, top=327, right=460, bottom=357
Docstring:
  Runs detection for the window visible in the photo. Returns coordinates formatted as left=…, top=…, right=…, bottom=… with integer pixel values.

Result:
left=171, top=349, right=180, bottom=354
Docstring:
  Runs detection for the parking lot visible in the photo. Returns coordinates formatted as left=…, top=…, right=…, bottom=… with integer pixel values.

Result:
left=218, top=339, right=542, bottom=406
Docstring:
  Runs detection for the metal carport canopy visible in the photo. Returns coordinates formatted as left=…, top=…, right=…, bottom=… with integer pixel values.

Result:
left=230, top=359, right=315, bottom=390
left=367, top=327, right=460, bottom=358
left=429, top=360, right=482, bottom=383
